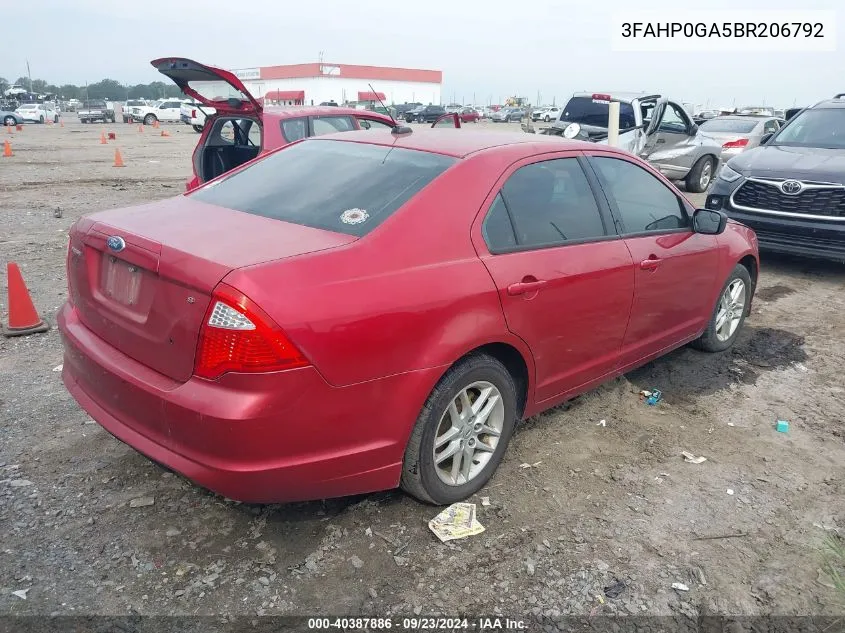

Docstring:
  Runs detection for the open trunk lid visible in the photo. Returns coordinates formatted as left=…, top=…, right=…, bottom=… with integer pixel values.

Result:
left=67, top=196, right=355, bottom=382
left=151, top=57, right=262, bottom=117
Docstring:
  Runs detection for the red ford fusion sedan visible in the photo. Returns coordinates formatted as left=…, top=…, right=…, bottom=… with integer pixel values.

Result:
left=59, top=129, right=759, bottom=505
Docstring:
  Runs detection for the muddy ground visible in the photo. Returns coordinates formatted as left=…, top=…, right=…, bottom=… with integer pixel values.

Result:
left=1, top=120, right=844, bottom=627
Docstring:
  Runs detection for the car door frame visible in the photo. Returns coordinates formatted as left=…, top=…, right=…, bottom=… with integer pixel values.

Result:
left=469, top=149, right=637, bottom=412
left=581, top=148, right=722, bottom=369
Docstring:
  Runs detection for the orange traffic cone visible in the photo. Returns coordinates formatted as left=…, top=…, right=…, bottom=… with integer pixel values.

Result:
left=138, top=124, right=143, bottom=133
left=60, top=120, right=64, bottom=128
left=3, top=139, right=12, bottom=157
left=5, top=124, right=11, bottom=134
left=100, top=131, right=107, bottom=144
left=113, top=148, right=125, bottom=167
left=15, top=124, right=22, bottom=131
left=160, top=129, right=170, bottom=137
left=153, top=120, right=159, bottom=128
left=2, top=263, right=49, bottom=337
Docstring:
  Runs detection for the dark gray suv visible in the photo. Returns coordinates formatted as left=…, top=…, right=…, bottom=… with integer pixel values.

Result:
left=706, top=93, right=845, bottom=262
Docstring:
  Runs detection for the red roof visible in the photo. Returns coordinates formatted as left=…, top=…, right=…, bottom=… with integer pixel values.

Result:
left=264, top=90, right=305, bottom=101
left=258, top=63, right=441, bottom=84
left=358, top=91, right=385, bottom=101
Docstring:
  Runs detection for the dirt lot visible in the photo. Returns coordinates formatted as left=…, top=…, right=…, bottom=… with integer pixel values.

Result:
left=1, top=119, right=844, bottom=626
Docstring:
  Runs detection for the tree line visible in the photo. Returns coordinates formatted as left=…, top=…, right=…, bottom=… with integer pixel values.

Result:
left=0, top=76, right=183, bottom=100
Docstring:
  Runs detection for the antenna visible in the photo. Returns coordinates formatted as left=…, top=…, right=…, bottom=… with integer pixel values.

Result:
left=368, top=82, right=397, bottom=127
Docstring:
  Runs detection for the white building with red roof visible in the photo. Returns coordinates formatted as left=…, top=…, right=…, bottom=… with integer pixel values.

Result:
left=229, top=62, right=442, bottom=107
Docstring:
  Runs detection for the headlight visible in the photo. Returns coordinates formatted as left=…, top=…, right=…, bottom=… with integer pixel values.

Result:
left=718, top=164, right=743, bottom=183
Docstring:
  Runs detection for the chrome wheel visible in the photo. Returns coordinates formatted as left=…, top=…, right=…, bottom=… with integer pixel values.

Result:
left=715, top=279, right=746, bottom=342
left=699, top=160, right=713, bottom=189
left=433, top=381, right=504, bottom=486
left=3, top=116, right=14, bottom=126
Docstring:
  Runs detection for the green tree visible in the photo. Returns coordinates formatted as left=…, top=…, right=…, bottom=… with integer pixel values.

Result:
left=86, top=78, right=125, bottom=100
left=14, top=76, right=30, bottom=90
left=0, top=77, right=8, bottom=92
left=59, top=84, right=82, bottom=100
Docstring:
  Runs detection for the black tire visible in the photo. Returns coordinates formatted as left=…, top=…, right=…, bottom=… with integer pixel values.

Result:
left=417, top=115, right=425, bottom=124
left=192, top=124, right=203, bottom=133
left=143, top=114, right=157, bottom=126
left=685, top=155, right=715, bottom=193
left=544, top=115, right=551, bottom=122
left=400, top=353, right=519, bottom=505
left=3, top=115, right=14, bottom=126
left=54, top=115, right=59, bottom=123
left=39, top=115, right=44, bottom=124
left=692, top=264, right=752, bottom=353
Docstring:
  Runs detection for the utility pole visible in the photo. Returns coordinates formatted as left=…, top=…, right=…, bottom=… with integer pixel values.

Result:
left=26, top=60, right=32, bottom=92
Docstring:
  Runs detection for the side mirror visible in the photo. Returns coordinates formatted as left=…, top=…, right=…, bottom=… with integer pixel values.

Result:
left=760, top=132, right=774, bottom=145
left=693, top=209, right=728, bottom=235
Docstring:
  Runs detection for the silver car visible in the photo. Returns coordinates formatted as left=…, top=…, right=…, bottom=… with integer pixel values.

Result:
left=697, top=115, right=783, bottom=163
left=534, top=92, right=724, bottom=193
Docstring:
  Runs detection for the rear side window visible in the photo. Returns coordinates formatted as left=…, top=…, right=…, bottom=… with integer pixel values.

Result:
left=490, top=158, right=607, bottom=250
left=190, top=139, right=456, bottom=237
left=281, top=117, right=307, bottom=142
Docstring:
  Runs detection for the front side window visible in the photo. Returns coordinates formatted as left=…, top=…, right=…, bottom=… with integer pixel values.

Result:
left=356, top=117, right=393, bottom=131
left=591, top=156, right=688, bottom=233
left=190, top=139, right=456, bottom=237
left=484, top=158, right=607, bottom=251
left=659, top=104, right=689, bottom=134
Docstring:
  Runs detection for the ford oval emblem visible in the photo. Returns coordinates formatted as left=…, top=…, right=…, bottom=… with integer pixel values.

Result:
left=106, top=236, right=126, bottom=252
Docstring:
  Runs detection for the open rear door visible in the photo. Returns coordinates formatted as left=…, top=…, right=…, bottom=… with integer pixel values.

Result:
left=431, top=113, right=461, bottom=128
left=151, top=57, right=262, bottom=117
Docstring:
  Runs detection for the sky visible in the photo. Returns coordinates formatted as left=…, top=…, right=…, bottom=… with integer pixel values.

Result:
left=2, top=0, right=842, bottom=108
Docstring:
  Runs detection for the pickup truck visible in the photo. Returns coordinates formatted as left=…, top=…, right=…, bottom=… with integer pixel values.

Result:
left=121, top=99, right=149, bottom=123
left=78, top=100, right=116, bottom=123
left=180, top=99, right=216, bottom=132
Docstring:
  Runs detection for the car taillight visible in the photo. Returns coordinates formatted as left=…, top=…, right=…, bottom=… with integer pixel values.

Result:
left=194, top=283, right=309, bottom=380
left=191, top=109, right=196, bottom=118
left=722, top=138, right=749, bottom=149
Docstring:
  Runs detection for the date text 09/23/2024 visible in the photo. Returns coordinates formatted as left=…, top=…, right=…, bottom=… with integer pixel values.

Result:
left=307, top=617, right=528, bottom=631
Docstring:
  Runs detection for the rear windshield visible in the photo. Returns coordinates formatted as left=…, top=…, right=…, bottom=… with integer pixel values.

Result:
left=700, top=118, right=759, bottom=133
left=560, top=96, right=637, bottom=130
left=83, top=101, right=105, bottom=108
left=190, top=139, right=457, bottom=237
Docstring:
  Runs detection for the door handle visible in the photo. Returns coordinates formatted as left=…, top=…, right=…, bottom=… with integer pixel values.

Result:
left=507, top=280, right=547, bottom=296
left=640, top=257, right=662, bottom=270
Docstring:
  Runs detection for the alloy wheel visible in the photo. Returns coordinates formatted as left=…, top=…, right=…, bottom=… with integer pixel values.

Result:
left=715, top=279, right=746, bottom=342
left=432, top=381, right=504, bottom=486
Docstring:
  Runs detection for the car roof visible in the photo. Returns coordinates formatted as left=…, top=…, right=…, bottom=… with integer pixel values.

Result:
left=810, top=96, right=845, bottom=109
left=263, top=105, right=394, bottom=119
left=305, top=129, right=606, bottom=158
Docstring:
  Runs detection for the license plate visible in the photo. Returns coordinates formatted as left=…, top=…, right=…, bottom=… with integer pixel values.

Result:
left=101, top=254, right=142, bottom=306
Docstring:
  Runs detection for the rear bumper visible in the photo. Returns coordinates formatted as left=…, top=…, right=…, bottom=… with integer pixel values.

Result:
left=709, top=194, right=845, bottom=262
left=58, top=303, right=444, bottom=503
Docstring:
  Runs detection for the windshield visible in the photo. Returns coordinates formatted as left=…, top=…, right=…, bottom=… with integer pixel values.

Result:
left=772, top=108, right=845, bottom=149
left=560, top=96, right=637, bottom=130
left=700, top=119, right=759, bottom=133
left=190, top=139, right=457, bottom=237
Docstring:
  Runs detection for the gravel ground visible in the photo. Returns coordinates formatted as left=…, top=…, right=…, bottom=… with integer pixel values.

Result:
left=1, top=119, right=844, bottom=626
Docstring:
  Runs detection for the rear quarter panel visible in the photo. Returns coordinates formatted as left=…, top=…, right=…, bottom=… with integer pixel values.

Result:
left=222, top=152, right=536, bottom=390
